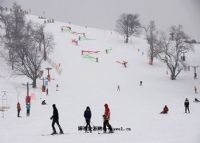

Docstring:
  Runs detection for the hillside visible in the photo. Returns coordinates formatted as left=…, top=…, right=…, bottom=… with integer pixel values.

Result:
left=0, top=15, right=200, bottom=143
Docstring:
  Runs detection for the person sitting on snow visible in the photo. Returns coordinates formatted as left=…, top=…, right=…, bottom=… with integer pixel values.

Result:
left=160, top=105, right=169, bottom=114
left=194, top=98, right=200, bottom=102
left=41, top=100, right=47, bottom=105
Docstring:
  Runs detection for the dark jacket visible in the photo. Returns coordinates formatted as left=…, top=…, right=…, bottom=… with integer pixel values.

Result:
left=51, top=105, right=59, bottom=120
left=184, top=99, right=189, bottom=107
left=84, top=107, right=91, bottom=120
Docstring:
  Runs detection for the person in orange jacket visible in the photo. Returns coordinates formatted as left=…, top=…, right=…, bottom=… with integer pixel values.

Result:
left=17, top=102, right=21, bottom=117
left=103, top=104, right=113, bottom=133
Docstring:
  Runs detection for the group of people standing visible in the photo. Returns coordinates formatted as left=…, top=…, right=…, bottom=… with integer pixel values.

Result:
left=50, top=103, right=113, bottom=135
left=16, top=95, right=31, bottom=117
left=83, top=104, right=113, bottom=133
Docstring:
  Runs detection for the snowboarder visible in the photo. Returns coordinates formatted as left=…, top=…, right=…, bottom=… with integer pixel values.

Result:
left=184, top=98, right=190, bottom=113
left=194, top=86, right=197, bottom=93
left=194, top=98, right=200, bottom=102
left=103, top=104, right=113, bottom=133
left=26, top=103, right=31, bottom=116
left=50, top=104, right=64, bottom=135
left=160, top=105, right=169, bottom=114
left=84, top=106, right=92, bottom=133
left=105, top=49, right=108, bottom=54
left=17, top=102, right=21, bottom=117
left=41, top=100, right=47, bottom=105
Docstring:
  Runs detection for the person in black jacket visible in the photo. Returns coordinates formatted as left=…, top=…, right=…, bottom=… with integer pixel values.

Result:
left=184, top=98, right=190, bottom=113
left=50, top=104, right=64, bottom=135
left=84, top=106, right=92, bottom=133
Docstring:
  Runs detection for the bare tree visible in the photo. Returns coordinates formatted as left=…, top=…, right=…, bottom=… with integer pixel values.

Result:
left=0, top=3, right=54, bottom=88
left=116, top=13, right=141, bottom=43
left=158, top=25, right=193, bottom=80
left=0, top=2, right=25, bottom=69
left=42, top=32, right=54, bottom=61
left=31, top=24, right=54, bottom=61
left=13, top=22, right=54, bottom=88
left=144, top=21, right=161, bottom=65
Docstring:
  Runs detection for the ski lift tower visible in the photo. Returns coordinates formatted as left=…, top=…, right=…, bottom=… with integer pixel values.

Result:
left=45, top=67, right=52, bottom=81
left=1, top=91, right=8, bottom=118
left=191, top=65, right=199, bottom=79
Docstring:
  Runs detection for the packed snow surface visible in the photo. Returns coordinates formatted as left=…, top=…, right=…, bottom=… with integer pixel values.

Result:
left=0, top=15, right=200, bottom=143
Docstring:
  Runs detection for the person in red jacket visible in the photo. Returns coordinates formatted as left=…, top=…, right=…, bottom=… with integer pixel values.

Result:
left=103, top=104, right=113, bottom=133
left=25, top=95, right=31, bottom=104
left=160, top=105, right=169, bottom=114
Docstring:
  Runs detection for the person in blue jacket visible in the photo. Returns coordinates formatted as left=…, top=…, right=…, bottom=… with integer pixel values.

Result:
left=84, top=106, right=92, bottom=133
left=26, top=103, right=31, bottom=116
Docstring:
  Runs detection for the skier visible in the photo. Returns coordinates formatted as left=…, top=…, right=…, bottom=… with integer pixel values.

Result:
left=84, top=106, right=92, bottom=133
left=139, top=81, right=143, bottom=86
left=17, top=102, right=21, bottom=117
left=117, top=85, right=120, bottom=91
left=160, top=105, right=169, bottom=114
left=103, top=104, right=113, bottom=133
left=123, top=62, right=127, bottom=68
left=194, top=86, right=197, bottom=93
left=26, top=103, right=31, bottom=116
left=194, top=73, right=197, bottom=79
left=50, top=104, right=64, bottom=135
left=184, top=98, right=190, bottom=113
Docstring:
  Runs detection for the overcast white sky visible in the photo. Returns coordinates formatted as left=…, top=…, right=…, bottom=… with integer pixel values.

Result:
left=1, top=0, right=200, bottom=40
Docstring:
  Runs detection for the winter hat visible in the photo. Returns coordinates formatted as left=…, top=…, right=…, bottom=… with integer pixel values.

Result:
left=104, top=104, right=108, bottom=108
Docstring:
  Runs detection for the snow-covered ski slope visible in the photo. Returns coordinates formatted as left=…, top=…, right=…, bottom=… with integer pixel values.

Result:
left=0, top=15, right=200, bottom=143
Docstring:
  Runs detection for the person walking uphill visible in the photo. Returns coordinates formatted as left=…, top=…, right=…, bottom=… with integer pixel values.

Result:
left=84, top=106, right=92, bottom=133
left=50, top=104, right=64, bottom=135
left=103, top=104, right=113, bottom=133
left=184, top=98, right=190, bottom=113
left=17, top=102, right=21, bottom=117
